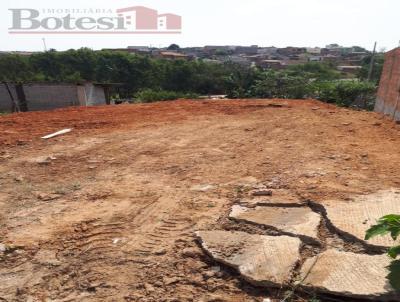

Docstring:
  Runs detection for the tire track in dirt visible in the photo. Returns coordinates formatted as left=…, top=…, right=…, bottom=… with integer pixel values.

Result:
left=133, top=215, right=193, bottom=256
left=57, top=221, right=125, bottom=260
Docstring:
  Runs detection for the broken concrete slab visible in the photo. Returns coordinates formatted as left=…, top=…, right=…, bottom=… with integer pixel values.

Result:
left=239, top=198, right=304, bottom=207
left=196, top=230, right=301, bottom=287
left=239, top=189, right=304, bottom=207
left=299, top=249, right=399, bottom=300
left=230, top=205, right=320, bottom=242
left=322, top=189, right=400, bottom=248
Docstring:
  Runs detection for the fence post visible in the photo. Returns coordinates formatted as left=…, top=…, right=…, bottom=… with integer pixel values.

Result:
left=3, top=82, right=20, bottom=113
left=15, top=83, right=28, bottom=112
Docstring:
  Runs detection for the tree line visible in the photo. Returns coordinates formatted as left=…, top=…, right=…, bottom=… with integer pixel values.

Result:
left=0, top=48, right=383, bottom=108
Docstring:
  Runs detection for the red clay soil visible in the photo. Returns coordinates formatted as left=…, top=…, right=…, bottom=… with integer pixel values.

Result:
left=0, top=99, right=332, bottom=147
left=0, top=99, right=400, bottom=301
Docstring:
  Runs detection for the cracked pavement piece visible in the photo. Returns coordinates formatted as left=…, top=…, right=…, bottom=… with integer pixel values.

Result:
left=229, top=205, right=320, bottom=241
left=239, top=189, right=304, bottom=207
left=299, top=249, right=399, bottom=300
left=196, top=230, right=301, bottom=287
left=322, top=189, right=400, bottom=248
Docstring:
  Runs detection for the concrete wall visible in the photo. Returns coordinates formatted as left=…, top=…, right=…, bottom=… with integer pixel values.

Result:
left=0, top=84, right=17, bottom=112
left=375, top=48, right=400, bottom=121
left=83, top=83, right=106, bottom=106
left=24, top=83, right=78, bottom=111
left=0, top=83, right=106, bottom=112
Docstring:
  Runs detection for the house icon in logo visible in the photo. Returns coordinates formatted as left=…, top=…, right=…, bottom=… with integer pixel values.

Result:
left=116, top=6, right=181, bottom=31
left=158, top=13, right=181, bottom=30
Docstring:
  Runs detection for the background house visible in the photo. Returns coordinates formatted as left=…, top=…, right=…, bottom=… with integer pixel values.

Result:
left=157, top=52, right=189, bottom=60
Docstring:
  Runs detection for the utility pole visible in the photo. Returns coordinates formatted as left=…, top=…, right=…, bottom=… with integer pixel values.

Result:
left=42, top=38, right=47, bottom=51
left=367, top=41, right=377, bottom=82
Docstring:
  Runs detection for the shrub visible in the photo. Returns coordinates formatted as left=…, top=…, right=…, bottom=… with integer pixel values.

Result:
left=134, top=89, right=198, bottom=103
left=308, top=81, right=339, bottom=103
left=247, top=70, right=310, bottom=99
left=309, top=80, right=377, bottom=109
left=244, top=68, right=377, bottom=108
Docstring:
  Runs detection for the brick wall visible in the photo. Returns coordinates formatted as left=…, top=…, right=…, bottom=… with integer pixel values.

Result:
left=375, top=48, right=400, bottom=121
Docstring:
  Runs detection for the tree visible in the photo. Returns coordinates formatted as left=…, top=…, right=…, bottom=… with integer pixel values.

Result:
left=358, top=53, right=384, bottom=84
left=352, top=46, right=368, bottom=53
left=167, top=44, right=180, bottom=51
left=0, top=54, right=33, bottom=82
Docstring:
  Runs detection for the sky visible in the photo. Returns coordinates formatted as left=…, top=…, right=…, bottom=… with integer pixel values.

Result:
left=1, top=0, right=399, bottom=51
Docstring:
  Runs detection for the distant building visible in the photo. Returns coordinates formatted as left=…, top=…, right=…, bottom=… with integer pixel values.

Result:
left=201, top=58, right=222, bottom=64
left=243, top=54, right=265, bottom=63
left=336, top=65, right=362, bottom=74
left=101, top=47, right=152, bottom=55
left=322, top=54, right=340, bottom=63
left=204, top=46, right=235, bottom=55
left=322, top=44, right=358, bottom=56
left=257, top=60, right=285, bottom=70
left=225, top=55, right=252, bottom=67
left=234, top=45, right=259, bottom=55
left=127, top=46, right=151, bottom=55
left=158, top=51, right=189, bottom=60
left=257, top=47, right=278, bottom=55
left=181, top=47, right=205, bottom=58
left=306, top=47, right=322, bottom=55
left=308, top=56, right=322, bottom=62
left=277, top=47, right=307, bottom=56
left=128, top=46, right=150, bottom=51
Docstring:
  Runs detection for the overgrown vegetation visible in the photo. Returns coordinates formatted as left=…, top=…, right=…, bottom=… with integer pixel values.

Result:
left=0, top=48, right=232, bottom=96
left=134, top=89, right=198, bottom=103
left=309, top=80, right=377, bottom=109
left=358, top=53, right=385, bottom=84
left=0, top=48, right=381, bottom=107
left=230, top=64, right=377, bottom=108
left=365, top=214, right=400, bottom=290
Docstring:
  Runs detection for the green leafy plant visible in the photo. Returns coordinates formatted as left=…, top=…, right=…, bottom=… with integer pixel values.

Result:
left=365, top=214, right=400, bottom=290
left=134, top=89, right=198, bottom=103
left=308, top=80, right=377, bottom=108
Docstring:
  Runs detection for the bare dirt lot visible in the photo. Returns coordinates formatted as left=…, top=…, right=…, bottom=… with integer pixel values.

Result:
left=1, top=99, right=400, bottom=301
